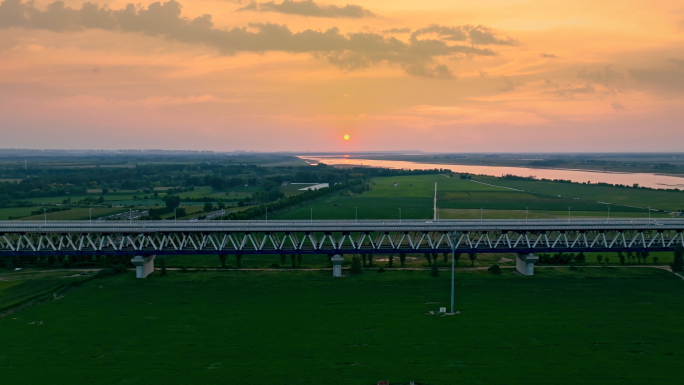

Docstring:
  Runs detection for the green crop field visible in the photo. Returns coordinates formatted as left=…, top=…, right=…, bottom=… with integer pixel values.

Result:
left=271, top=195, right=433, bottom=220
left=20, top=207, right=126, bottom=221
left=1, top=269, right=683, bottom=384
left=269, top=174, right=673, bottom=221
left=474, top=175, right=684, bottom=212
left=0, top=270, right=89, bottom=311
left=363, top=175, right=505, bottom=198
left=280, top=183, right=318, bottom=196
left=0, top=207, right=42, bottom=220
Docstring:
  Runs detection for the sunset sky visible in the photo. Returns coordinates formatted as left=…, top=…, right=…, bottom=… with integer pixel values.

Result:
left=1, top=0, right=683, bottom=152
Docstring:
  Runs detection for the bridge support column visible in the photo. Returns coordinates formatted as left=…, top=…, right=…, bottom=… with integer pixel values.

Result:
left=131, top=255, right=156, bottom=278
left=331, top=254, right=344, bottom=277
left=516, top=254, right=539, bottom=276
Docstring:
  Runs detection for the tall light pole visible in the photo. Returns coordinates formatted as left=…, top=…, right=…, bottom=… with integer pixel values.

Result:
left=607, top=206, right=610, bottom=221
left=266, top=206, right=268, bottom=223
left=399, top=208, right=402, bottom=222
left=480, top=207, right=484, bottom=222
left=310, top=208, right=313, bottom=223
left=355, top=207, right=357, bottom=221
left=648, top=207, right=651, bottom=220
left=525, top=206, right=529, bottom=222
left=448, top=231, right=458, bottom=313
left=174, top=207, right=177, bottom=222
left=129, top=209, right=132, bottom=224
left=89, top=208, right=92, bottom=223
left=43, top=208, right=47, bottom=224
left=568, top=207, right=571, bottom=222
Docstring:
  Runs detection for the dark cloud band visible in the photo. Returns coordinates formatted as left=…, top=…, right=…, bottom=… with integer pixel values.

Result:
left=0, top=0, right=515, bottom=78
left=237, top=0, right=376, bottom=19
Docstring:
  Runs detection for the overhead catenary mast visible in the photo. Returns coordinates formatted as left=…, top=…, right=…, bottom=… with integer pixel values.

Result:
left=434, top=182, right=437, bottom=221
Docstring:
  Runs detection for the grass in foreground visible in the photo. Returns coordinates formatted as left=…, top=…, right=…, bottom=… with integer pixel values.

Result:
left=1, top=269, right=683, bottom=384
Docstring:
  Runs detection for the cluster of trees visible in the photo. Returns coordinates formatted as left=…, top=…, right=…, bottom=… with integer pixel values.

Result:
left=30, top=206, right=71, bottom=215
left=1, top=254, right=131, bottom=269
left=616, top=251, right=651, bottom=264
left=537, top=252, right=586, bottom=264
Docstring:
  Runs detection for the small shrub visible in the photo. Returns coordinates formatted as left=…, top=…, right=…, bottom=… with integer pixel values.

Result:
left=350, top=256, right=362, bottom=274
left=181, top=267, right=189, bottom=273
left=62, top=261, right=71, bottom=268
left=671, top=246, right=684, bottom=272
left=160, top=258, right=168, bottom=276
left=431, top=262, right=439, bottom=277
left=96, top=268, right=116, bottom=278
left=270, top=263, right=279, bottom=268
left=488, top=264, right=502, bottom=275
left=468, top=252, right=478, bottom=267
left=388, top=254, right=394, bottom=268
left=653, top=256, right=659, bottom=264
left=112, top=264, right=128, bottom=274
left=378, top=267, right=385, bottom=273
left=597, top=255, right=603, bottom=263
left=399, top=253, right=406, bottom=267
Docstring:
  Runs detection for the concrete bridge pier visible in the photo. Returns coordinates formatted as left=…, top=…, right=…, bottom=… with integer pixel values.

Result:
left=331, top=254, right=344, bottom=277
left=516, top=254, right=539, bottom=276
left=131, top=255, right=156, bottom=278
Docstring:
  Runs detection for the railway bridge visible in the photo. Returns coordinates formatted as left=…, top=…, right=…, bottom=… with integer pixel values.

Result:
left=1, top=219, right=683, bottom=278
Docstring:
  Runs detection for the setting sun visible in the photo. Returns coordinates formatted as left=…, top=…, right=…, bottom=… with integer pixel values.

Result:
left=344, top=135, right=350, bottom=141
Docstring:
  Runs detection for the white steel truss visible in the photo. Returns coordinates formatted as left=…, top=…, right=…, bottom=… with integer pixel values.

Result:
left=0, top=229, right=682, bottom=255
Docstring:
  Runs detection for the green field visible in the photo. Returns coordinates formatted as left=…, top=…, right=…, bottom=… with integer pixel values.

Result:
left=19, top=207, right=126, bottom=221
left=474, top=175, right=684, bottom=212
left=269, top=175, right=675, bottom=221
left=0, top=270, right=89, bottom=311
left=1, top=269, right=684, bottom=384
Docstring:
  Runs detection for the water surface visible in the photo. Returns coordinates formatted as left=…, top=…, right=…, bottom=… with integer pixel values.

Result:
left=301, top=157, right=684, bottom=190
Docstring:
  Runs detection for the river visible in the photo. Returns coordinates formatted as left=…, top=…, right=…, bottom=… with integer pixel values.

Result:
left=300, top=157, right=684, bottom=190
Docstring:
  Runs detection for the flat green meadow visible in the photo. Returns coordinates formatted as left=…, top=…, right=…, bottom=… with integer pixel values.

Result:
left=1, top=268, right=684, bottom=384
left=270, top=174, right=674, bottom=221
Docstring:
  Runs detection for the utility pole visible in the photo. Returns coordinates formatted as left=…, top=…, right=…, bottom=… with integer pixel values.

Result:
left=526, top=206, right=529, bottom=222
left=568, top=207, right=571, bottom=222
left=434, top=182, right=437, bottom=221
left=480, top=207, right=484, bottom=222
left=89, top=208, right=92, bottom=223
left=44, top=208, right=47, bottom=224
left=449, top=231, right=458, bottom=313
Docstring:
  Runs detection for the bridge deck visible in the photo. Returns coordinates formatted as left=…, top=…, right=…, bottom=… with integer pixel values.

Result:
left=1, top=219, right=683, bottom=256
left=1, top=218, right=684, bottom=233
